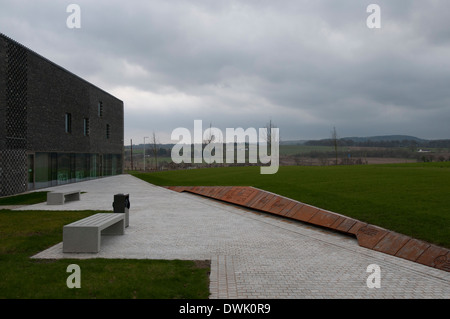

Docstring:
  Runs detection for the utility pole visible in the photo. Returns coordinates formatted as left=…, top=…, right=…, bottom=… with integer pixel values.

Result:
left=143, top=136, right=149, bottom=171
left=151, top=131, right=158, bottom=171
left=331, top=126, right=338, bottom=165
left=130, top=139, right=133, bottom=170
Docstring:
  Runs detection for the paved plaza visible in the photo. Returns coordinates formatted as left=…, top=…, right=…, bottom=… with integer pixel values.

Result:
left=19, top=174, right=450, bottom=299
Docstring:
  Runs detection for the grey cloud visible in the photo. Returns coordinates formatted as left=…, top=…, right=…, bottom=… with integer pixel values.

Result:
left=1, top=0, right=449, bottom=142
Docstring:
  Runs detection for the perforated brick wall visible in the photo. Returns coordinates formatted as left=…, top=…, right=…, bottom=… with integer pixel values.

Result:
left=0, top=35, right=28, bottom=196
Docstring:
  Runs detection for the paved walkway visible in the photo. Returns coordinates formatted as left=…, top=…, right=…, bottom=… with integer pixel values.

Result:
left=22, top=174, right=449, bottom=299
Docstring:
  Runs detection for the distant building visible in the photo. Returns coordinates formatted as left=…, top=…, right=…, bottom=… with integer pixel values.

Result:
left=0, top=34, right=124, bottom=196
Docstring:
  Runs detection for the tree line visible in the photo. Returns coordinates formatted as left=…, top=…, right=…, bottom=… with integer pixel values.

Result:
left=304, top=138, right=450, bottom=149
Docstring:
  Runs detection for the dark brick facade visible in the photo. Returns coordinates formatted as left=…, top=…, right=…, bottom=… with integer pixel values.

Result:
left=0, top=37, right=7, bottom=151
left=0, top=34, right=124, bottom=196
left=0, top=37, right=5, bottom=195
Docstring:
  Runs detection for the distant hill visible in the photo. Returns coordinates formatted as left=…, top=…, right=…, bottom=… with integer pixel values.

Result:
left=124, top=135, right=450, bottom=149
left=281, top=135, right=428, bottom=145
left=301, top=135, right=450, bottom=148
left=280, top=140, right=308, bottom=145
left=340, top=135, right=427, bottom=143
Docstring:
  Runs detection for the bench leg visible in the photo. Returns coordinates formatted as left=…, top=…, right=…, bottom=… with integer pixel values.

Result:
left=102, top=219, right=125, bottom=236
left=63, top=227, right=101, bottom=253
left=47, top=193, right=64, bottom=205
left=64, top=192, right=80, bottom=202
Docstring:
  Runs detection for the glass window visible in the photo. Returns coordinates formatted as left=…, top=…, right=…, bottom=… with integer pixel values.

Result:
left=30, top=152, right=122, bottom=190
left=50, top=152, right=58, bottom=186
left=83, top=118, right=90, bottom=136
left=98, top=101, right=103, bottom=117
left=112, top=154, right=123, bottom=175
left=65, top=113, right=72, bottom=133
left=90, top=154, right=99, bottom=178
left=28, top=154, right=34, bottom=190
left=103, top=154, right=112, bottom=176
left=35, top=153, right=50, bottom=189
left=75, top=154, right=89, bottom=181
left=57, top=153, right=70, bottom=184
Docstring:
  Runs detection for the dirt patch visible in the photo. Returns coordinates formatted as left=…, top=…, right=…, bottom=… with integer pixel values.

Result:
left=365, top=158, right=417, bottom=164
left=0, top=205, right=26, bottom=210
left=281, top=156, right=419, bottom=166
left=193, top=260, right=210, bottom=269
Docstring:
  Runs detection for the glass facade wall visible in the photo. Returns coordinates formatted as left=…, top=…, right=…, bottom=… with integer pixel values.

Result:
left=31, top=152, right=122, bottom=190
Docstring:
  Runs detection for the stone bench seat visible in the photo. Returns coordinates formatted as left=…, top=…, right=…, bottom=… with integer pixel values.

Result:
left=63, top=213, right=125, bottom=253
left=47, top=190, right=81, bottom=205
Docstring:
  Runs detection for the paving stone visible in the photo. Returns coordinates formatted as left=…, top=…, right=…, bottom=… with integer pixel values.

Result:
left=291, top=204, right=319, bottom=222
left=281, top=202, right=303, bottom=218
left=308, top=209, right=341, bottom=228
left=373, top=232, right=411, bottom=256
left=267, top=197, right=296, bottom=216
left=417, top=245, right=450, bottom=271
left=224, top=187, right=259, bottom=206
left=355, top=225, right=389, bottom=249
left=332, top=217, right=358, bottom=233
left=250, top=193, right=276, bottom=211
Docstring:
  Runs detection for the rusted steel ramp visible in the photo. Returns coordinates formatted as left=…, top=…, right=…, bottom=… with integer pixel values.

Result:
left=166, top=185, right=450, bottom=273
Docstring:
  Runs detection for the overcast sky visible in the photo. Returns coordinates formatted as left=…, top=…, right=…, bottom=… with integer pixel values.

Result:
left=1, top=0, right=449, bottom=144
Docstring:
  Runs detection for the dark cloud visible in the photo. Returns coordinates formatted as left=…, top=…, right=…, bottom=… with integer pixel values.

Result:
left=1, top=0, right=449, bottom=143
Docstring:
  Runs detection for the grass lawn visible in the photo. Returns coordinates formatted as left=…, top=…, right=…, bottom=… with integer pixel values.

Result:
left=0, top=191, right=49, bottom=206
left=131, top=162, right=450, bottom=249
left=0, top=197, right=210, bottom=298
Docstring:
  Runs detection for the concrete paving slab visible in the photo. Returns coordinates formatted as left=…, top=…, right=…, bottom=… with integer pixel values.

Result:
left=16, top=174, right=450, bottom=299
left=169, top=185, right=450, bottom=273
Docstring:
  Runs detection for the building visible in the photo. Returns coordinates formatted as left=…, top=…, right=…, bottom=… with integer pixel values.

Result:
left=0, top=34, right=124, bottom=197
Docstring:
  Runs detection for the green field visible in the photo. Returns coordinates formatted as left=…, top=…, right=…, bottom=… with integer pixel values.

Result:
left=0, top=191, right=49, bottom=206
left=131, top=162, right=450, bottom=249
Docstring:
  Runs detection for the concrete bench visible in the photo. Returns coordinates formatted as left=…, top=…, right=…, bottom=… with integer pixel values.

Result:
left=47, top=190, right=81, bottom=205
left=63, top=213, right=125, bottom=253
